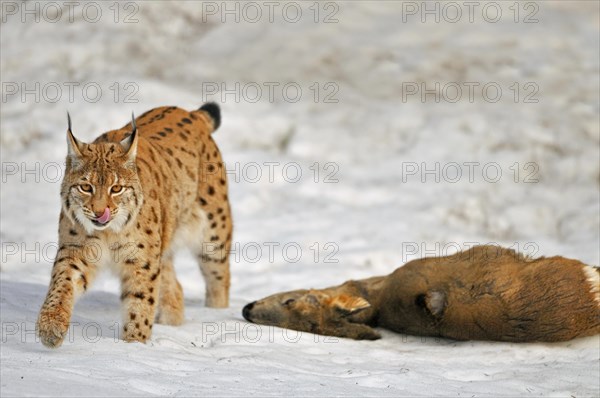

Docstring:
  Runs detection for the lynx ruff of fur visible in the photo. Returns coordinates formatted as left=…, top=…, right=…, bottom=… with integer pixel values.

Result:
left=244, top=245, right=600, bottom=342
left=37, top=104, right=232, bottom=348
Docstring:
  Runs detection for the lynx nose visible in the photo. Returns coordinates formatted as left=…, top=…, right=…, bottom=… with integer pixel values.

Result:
left=94, top=209, right=106, bottom=218
left=94, top=207, right=112, bottom=224
left=242, top=301, right=255, bottom=321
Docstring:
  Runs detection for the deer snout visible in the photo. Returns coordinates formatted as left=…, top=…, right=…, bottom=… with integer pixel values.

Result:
left=242, top=301, right=255, bottom=321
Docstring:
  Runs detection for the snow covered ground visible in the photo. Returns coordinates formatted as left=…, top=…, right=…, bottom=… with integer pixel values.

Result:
left=1, top=1, right=599, bottom=396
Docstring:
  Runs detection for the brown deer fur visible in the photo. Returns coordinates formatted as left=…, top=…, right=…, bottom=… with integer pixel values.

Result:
left=243, top=246, right=600, bottom=342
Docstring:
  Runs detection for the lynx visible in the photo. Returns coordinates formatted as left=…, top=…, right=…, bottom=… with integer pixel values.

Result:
left=37, top=103, right=232, bottom=348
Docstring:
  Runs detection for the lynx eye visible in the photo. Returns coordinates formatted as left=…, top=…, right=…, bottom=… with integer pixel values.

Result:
left=78, top=184, right=93, bottom=193
left=110, top=185, right=123, bottom=194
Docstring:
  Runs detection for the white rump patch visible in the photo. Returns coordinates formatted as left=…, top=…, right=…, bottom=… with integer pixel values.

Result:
left=427, top=290, right=446, bottom=317
left=582, top=266, right=600, bottom=305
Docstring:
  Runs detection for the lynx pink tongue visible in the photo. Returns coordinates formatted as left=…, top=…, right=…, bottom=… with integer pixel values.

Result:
left=96, top=208, right=111, bottom=224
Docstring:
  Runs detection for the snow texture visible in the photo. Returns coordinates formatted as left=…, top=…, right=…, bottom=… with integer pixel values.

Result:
left=1, top=1, right=599, bottom=396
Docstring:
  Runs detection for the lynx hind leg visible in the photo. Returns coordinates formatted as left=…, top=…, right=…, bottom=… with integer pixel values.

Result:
left=198, top=250, right=230, bottom=308
left=196, top=204, right=231, bottom=308
left=196, top=168, right=232, bottom=308
left=155, top=253, right=184, bottom=326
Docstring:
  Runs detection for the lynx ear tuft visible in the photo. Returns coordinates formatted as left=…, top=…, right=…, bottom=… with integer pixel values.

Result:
left=120, top=112, right=138, bottom=160
left=330, top=295, right=371, bottom=316
left=130, top=112, right=137, bottom=135
left=66, top=112, right=84, bottom=159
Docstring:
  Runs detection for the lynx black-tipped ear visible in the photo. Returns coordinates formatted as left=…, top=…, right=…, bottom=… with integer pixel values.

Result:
left=130, top=112, right=137, bottom=135
left=416, top=290, right=446, bottom=318
left=66, top=112, right=84, bottom=158
left=119, top=112, right=138, bottom=160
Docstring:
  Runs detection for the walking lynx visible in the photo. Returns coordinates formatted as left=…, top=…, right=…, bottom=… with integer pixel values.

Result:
left=37, top=103, right=232, bottom=348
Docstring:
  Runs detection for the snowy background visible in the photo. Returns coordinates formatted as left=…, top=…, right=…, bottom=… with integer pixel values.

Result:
left=1, top=1, right=599, bottom=396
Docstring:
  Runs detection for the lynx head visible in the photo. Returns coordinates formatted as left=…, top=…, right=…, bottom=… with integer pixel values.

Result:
left=61, top=113, right=143, bottom=234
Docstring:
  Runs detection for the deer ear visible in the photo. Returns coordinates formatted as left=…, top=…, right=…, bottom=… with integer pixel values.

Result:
left=120, top=112, right=138, bottom=160
left=330, top=295, right=371, bottom=316
left=416, top=290, right=446, bottom=318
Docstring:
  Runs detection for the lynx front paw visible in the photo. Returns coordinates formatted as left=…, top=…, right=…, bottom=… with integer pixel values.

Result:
left=37, top=307, right=70, bottom=348
left=122, top=321, right=151, bottom=344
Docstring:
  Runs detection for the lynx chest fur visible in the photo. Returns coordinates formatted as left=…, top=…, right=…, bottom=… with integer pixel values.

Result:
left=37, top=103, right=232, bottom=348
